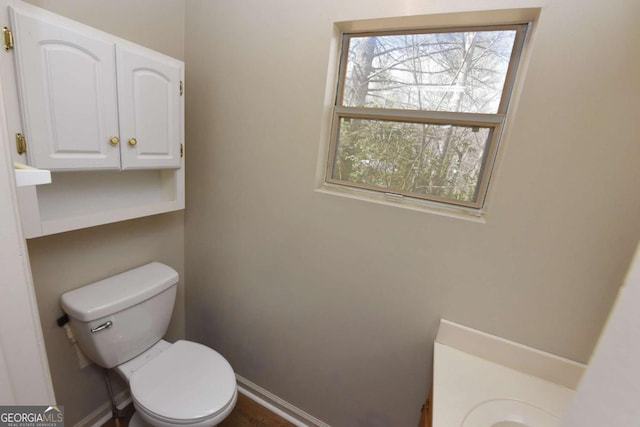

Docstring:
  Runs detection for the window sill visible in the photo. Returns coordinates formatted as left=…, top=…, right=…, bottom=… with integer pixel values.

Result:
left=315, top=183, right=487, bottom=223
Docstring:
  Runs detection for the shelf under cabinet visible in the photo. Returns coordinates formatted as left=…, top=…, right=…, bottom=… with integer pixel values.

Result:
left=17, top=168, right=184, bottom=238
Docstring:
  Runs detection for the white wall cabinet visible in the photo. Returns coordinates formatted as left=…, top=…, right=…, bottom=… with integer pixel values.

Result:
left=117, top=44, right=182, bottom=169
left=1, top=0, right=185, bottom=238
left=10, top=4, right=183, bottom=171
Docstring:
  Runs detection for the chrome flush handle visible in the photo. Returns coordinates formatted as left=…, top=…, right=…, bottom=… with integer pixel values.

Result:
left=90, top=320, right=113, bottom=333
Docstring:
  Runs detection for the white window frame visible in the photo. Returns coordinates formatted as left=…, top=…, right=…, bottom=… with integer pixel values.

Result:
left=325, top=24, right=529, bottom=210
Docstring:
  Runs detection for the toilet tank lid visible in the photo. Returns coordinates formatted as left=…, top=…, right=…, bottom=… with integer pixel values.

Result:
left=61, top=262, right=178, bottom=322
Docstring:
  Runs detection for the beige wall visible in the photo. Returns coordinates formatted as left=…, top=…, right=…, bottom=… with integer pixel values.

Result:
left=184, top=0, right=640, bottom=425
left=22, top=0, right=186, bottom=425
left=25, top=0, right=185, bottom=60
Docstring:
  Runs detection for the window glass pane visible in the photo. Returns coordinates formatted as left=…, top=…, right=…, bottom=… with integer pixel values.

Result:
left=332, top=117, right=492, bottom=203
left=342, top=29, right=517, bottom=114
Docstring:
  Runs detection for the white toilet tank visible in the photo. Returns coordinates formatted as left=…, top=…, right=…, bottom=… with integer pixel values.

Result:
left=60, top=262, right=178, bottom=368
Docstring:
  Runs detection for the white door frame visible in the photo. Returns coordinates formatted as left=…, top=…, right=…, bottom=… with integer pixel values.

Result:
left=0, top=10, right=55, bottom=401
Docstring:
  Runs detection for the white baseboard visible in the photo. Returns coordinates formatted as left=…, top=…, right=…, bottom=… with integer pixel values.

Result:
left=236, top=375, right=330, bottom=427
left=74, top=389, right=131, bottom=427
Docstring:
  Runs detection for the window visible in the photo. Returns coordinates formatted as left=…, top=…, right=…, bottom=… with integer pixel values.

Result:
left=326, top=24, right=528, bottom=209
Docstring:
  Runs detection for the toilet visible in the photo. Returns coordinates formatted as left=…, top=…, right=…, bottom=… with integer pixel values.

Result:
left=60, top=262, right=237, bottom=427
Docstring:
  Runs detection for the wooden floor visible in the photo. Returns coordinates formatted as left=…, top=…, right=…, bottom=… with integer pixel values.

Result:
left=220, top=393, right=295, bottom=427
left=101, top=393, right=294, bottom=427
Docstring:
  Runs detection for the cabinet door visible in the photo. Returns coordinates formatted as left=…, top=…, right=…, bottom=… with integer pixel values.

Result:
left=10, top=7, right=120, bottom=170
left=117, top=44, right=182, bottom=170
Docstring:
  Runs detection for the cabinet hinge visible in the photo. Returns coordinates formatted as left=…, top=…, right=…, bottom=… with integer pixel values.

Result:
left=180, top=80, right=183, bottom=96
left=180, top=143, right=184, bottom=158
left=3, top=26, right=14, bottom=51
left=16, top=133, right=26, bottom=155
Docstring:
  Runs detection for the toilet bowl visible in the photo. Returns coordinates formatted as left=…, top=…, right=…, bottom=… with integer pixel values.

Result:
left=462, top=399, right=558, bottom=427
left=60, top=262, right=237, bottom=427
left=116, top=340, right=237, bottom=427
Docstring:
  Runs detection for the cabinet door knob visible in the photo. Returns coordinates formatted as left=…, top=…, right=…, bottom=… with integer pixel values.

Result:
left=128, top=138, right=137, bottom=146
left=109, top=136, right=119, bottom=145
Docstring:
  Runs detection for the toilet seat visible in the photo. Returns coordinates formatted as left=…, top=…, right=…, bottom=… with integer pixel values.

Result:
left=130, top=340, right=237, bottom=426
left=133, top=390, right=237, bottom=427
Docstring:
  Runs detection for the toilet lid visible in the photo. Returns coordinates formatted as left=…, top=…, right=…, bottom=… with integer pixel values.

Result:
left=130, top=340, right=236, bottom=422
